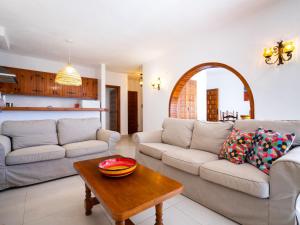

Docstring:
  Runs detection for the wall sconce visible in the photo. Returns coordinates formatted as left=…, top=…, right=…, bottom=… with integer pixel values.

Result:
left=138, top=65, right=143, bottom=87
left=263, top=40, right=295, bottom=65
left=139, top=73, right=143, bottom=87
left=152, top=77, right=161, bottom=90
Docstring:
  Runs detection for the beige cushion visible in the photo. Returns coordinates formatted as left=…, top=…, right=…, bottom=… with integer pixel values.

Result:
left=162, top=118, right=194, bottom=148
left=57, top=118, right=101, bottom=145
left=63, top=140, right=108, bottom=158
left=162, top=149, right=218, bottom=175
left=6, top=145, right=65, bottom=165
left=191, top=121, right=233, bottom=154
left=138, top=143, right=185, bottom=160
left=200, top=160, right=269, bottom=198
left=2, top=120, right=58, bottom=150
left=234, top=120, right=300, bottom=146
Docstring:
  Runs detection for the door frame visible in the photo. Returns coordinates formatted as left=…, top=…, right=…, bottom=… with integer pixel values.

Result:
left=106, top=85, right=121, bottom=133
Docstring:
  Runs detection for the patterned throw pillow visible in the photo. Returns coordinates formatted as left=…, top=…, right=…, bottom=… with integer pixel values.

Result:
left=219, top=128, right=254, bottom=164
left=247, top=128, right=295, bottom=175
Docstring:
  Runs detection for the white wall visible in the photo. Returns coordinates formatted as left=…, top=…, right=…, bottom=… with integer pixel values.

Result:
left=128, top=77, right=143, bottom=131
left=143, top=0, right=300, bottom=131
left=106, top=71, right=128, bottom=135
left=206, top=68, right=250, bottom=116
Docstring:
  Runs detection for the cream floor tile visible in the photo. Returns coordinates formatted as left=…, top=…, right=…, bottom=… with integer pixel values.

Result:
left=23, top=204, right=112, bottom=225
left=113, top=135, right=136, bottom=158
left=164, top=194, right=186, bottom=207
left=0, top=189, right=27, bottom=225
left=174, top=197, right=238, bottom=225
left=23, top=179, right=84, bottom=223
left=138, top=206, right=200, bottom=225
left=130, top=199, right=176, bottom=224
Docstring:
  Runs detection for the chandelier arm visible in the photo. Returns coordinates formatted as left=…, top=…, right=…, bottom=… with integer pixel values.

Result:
left=265, top=57, right=278, bottom=65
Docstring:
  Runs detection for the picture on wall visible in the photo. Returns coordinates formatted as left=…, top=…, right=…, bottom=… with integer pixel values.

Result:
left=244, top=86, right=249, bottom=101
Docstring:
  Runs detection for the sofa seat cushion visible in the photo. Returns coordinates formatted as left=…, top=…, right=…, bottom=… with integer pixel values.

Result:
left=138, top=143, right=185, bottom=160
left=200, top=160, right=269, bottom=198
left=162, top=149, right=218, bottom=175
left=63, top=140, right=108, bottom=158
left=6, top=145, right=65, bottom=165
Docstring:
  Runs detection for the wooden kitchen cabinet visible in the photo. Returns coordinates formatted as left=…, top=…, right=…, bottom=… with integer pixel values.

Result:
left=44, top=72, right=63, bottom=97
left=0, top=66, right=98, bottom=99
left=62, top=83, right=82, bottom=98
left=82, top=77, right=98, bottom=99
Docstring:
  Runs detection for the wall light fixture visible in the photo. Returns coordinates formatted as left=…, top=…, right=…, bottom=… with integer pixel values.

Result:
left=152, top=77, right=161, bottom=90
left=263, top=40, right=295, bottom=65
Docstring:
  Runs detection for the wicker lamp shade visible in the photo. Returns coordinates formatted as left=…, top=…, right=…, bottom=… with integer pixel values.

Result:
left=55, top=64, right=82, bottom=86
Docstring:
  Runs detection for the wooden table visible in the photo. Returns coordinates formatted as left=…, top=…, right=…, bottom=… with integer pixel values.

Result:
left=74, top=155, right=183, bottom=225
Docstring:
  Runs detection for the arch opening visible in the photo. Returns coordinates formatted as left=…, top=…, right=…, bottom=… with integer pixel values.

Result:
left=169, top=62, right=255, bottom=120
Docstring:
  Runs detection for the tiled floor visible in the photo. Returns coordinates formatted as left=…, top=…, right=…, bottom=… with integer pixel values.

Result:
left=0, top=135, right=238, bottom=225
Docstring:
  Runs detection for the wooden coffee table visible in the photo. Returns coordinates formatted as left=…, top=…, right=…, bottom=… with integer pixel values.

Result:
left=74, top=155, right=183, bottom=225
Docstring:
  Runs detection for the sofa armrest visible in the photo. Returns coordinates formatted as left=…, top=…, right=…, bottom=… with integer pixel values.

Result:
left=132, top=130, right=162, bottom=144
left=269, top=146, right=300, bottom=225
left=0, top=135, right=11, bottom=166
left=97, top=129, right=121, bottom=150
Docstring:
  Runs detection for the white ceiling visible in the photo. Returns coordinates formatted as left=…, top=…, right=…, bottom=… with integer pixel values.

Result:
left=0, top=0, right=276, bottom=73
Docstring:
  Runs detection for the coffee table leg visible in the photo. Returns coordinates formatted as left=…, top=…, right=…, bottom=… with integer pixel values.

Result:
left=85, top=184, right=93, bottom=215
left=115, top=221, right=125, bottom=225
left=155, top=203, right=163, bottom=225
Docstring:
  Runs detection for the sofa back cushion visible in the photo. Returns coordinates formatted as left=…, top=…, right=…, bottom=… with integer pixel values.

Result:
left=234, top=120, right=300, bottom=146
left=191, top=121, right=233, bottom=154
left=2, top=120, right=58, bottom=150
left=57, top=118, right=101, bottom=145
left=162, top=118, right=194, bottom=148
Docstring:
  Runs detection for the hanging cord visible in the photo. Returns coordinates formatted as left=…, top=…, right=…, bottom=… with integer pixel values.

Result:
left=66, top=39, right=72, bottom=64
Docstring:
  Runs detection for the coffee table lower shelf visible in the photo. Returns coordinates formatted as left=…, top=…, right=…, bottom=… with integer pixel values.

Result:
left=84, top=184, right=163, bottom=225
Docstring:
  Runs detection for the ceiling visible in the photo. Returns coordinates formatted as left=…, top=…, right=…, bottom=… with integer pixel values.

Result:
left=0, top=0, right=277, bottom=73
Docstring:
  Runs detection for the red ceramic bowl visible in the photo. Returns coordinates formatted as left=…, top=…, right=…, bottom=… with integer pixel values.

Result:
left=98, top=157, right=137, bottom=177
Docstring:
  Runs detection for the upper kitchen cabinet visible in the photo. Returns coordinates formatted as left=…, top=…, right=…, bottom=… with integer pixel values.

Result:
left=0, top=66, right=98, bottom=99
left=44, top=72, right=63, bottom=97
left=82, top=77, right=98, bottom=99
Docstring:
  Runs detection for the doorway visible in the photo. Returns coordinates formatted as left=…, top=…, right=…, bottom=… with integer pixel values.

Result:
left=128, top=91, right=138, bottom=134
left=105, top=85, right=120, bottom=132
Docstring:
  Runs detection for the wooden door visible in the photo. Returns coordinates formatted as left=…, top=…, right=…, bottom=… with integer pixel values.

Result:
left=109, top=89, right=120, bottom=132
left=207, top=88, right=219, bottom=121
left=106, top=85, right=120, bottom=132
left=128, top=91, right=138, bottom=134
left=177, top=80, right=197, bottom=119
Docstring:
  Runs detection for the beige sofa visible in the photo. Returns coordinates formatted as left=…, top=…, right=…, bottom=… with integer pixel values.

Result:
left=0, top=118, right=121, bottom=190
left=134, top=118, right=300, bottom=225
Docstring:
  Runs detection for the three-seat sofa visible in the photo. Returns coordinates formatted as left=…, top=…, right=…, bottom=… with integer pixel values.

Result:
left=0, top=117, right=120, bottom=190
left=134, top=118, right=300, bottom=225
